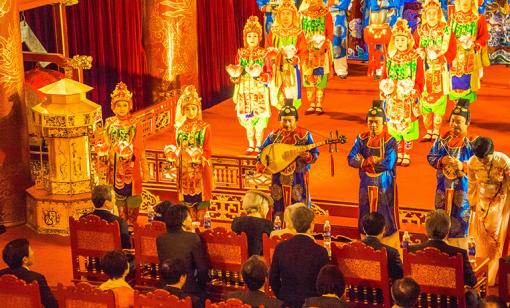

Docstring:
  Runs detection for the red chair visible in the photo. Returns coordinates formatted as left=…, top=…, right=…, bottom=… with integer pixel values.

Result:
left=133, top=221, right=166, bottom=286
left=403, top=248, right=465, bottom=307
left=0, top=274, right=42, bottom=308
left=498, top=257, right=510, bottom=305
left=205, top=298, right=252, bottom=308
left=69, top=215, right=122, bottom=282
left=134, top=289, right=192, bottom=308
left=331, top=241, right=391, bottom=307
left=55, top=282, right=116, bottom=307
left=261, top=233, right=293, bottom=266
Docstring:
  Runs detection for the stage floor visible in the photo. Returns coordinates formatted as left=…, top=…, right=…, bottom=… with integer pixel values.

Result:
left=146, top=63, right=510, bottom=211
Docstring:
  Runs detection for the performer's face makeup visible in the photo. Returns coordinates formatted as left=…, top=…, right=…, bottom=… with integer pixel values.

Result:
left=114, top=100, right=130, bottom=117
left=279, top=10, right=293, bottom=28
left=280, top=115, right=297, bottom=131
left=185, top=105, right=199, bottom=120
left=449, top=115, right=468, bottom=136
left=425, top=8, right=439, bottom=26
left=394, top=36, right=408, bottom=52
left=246, top=32, right=260, bottom=48
left=367, top=116, right=384, bottom=136
left=460, top=0, right=472, bottom=12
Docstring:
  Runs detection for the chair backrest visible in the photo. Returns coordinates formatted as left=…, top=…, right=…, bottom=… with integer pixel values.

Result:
left=403, top=248, right=465, bottom=307
left=69, top=215, right=122, bottom=282
left=133, top=221, right=166, bottom=286
left=56, top=282, right=116, bottom=308
left=498, top=258, right=510, bottom=305
left=331, top=241, right=391, bottom=307
left=134, top=289, right=192, bottom=308
left=262, top=233, right=294, bottom=266
left=205, top=298, right=253, bottom=308
left=0, top=274, right=43, bottom=308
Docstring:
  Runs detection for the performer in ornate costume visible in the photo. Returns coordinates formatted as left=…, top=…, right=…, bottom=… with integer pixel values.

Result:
left=379, top=18, right=424, bottom=167
left=347, top=100, right=400, bottom=248
left=257, top=0, right=301, bottom=36
left=256, top=104, right=319, bottom=220
left=468, top=137, right=510, bottom=286
left=103, top=82, right=149, bottom=225
left=266, top=0, right=307, bottom=109
left=449, top=0, right=489, bottom=102
left=165, top=86, right=213, bottom=222
left=227, top=16, right=272, bottom=154
left=427, top=98, right=477, bottom=249
left=300, top=0, right=334, bottom=115
left=414, top=0, right=456, bottom=142
left=328, top=0, right=352, bottom=78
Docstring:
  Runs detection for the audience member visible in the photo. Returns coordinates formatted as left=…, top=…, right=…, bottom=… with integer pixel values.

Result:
left=269, top=206, right=329, bottom=308
left=270, top=203, right=306, bottom=238
left=154, top=200, right=173, bottom=222
left=84, top=185, right=131, bottom=249
left=99, top=250, right=133, bottom=308
left=157, top=204, right=208, bottom=300
left=159, top=258, right=200, bottom=308
left=480, top=295, right=506, bottom=308
left=0, top=239, right=57, bottom=308
left=408, top=209, right=477, bottom=286
left=391, top=277, right=420, bottom=308
left=361, top=212, right=403, bottom=280
left=303, top=264, right=347, bottom=308
left=232, top=190, right=273, bottom=256
left=225, top=255, right=283, bottom=308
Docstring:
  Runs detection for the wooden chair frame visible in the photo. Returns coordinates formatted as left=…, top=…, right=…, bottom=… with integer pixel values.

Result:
left=134, top=289, right=192, bottom=308
left=205, top=298, right=252, bottom=308
left=56, top=282, right=116, bottom=307
left=498, top=257, right=510, bottom=305
left=0, top=274, right=43, bottom=307
left=133, top=221, right=166, bottom=287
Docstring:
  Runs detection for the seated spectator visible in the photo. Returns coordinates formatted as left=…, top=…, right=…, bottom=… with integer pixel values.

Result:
left=156, top=204, right=208, bottom=300
left=303, top=264, right=347, bottom=308
left=270, top=203, right=306, bottom=238
left=391, top=277, right=420, bottom=308
left=408, top=209, right=477, bottom=287
left=361, top=212, right=403, bottom=280
left=269, top=206, right=329, bottom=308
left=83, top=185, right=131, bottom=249
left=231, top=190, right=273, bottom=256
left=159, top=258, right=200, bottom=308
left=99, top=250, right=133, bottom=308
left=0, top=239, right=57, bottom=308
left=154, top=200, right=173, bottom=222
left=480, top=295, right=506, bottom=308
left=225, top=255, right=283, bottom=308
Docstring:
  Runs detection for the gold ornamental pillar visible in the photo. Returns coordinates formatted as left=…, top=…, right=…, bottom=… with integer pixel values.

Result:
left=0, top=0, right=31, bottom=226
left=143, top=0, right=199, bottom=103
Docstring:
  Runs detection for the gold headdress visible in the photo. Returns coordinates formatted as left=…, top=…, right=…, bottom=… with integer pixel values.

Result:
left=175, top=85, right=202, bottom=128
left=275, top=0, right=298, bottom=13
left=388, top=18, right=415, bottom=55
left=422, top=0, right=446, bottom=22
left=273, top=0, right=301, bottom=31
left=110, top=82, right=133, bottom=110
left=454, top=0, right=479, bottom=15
left=243, top=16, right=263, bottom=47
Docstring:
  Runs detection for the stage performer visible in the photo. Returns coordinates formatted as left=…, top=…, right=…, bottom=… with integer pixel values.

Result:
left=256, top=104, right=319, bottom=220
left=449, top=0, right=489, bottom=102
left=468, top=137, right=510, bottom=286
left=103, top=82, right=149, bottom=225
left=328, top=0, right=352, bottom=78
left=414, top=0, right=456, bottom=142
left=300, top=0, right=334, bottom=115
left=165, top=86, right=213, bottom=223
left=228, top=16, right=272, bottom=154
left=266, top=0, right=307, bottom=109
left=379, top=18, right=424, bottom=167
left=257, top=0, right=301, bottom=36
left=427, top=98, right=477, bottom=249
left=347, top=100, right=400, bottom=249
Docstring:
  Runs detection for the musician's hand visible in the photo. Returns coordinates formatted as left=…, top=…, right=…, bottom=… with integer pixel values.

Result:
left=453, top=158, right=463, bottom=171
left=441, top=156, right=454, bottom=166
left=299, top=152, right=311, bottom=159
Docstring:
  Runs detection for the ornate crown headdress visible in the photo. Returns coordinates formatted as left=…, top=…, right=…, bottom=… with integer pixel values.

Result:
left=175, top=85, right=203, bottom=128
left=392, top=18, right=412, bottom=38
left=110, top=82, right=133, bottom=109
left=243, top=16, right=263, bottom=47
left=422, top=0, right=446, bottom=21
left=275, top=0, right=298, bottom=13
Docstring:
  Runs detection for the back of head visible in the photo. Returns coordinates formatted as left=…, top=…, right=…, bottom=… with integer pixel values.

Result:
left=472, top=136, right=494, bottom=159
left=391, top=277, right=420, bottom=307
left=242, top=190, right=273, bottom=218
left=361, top=212, right=386, bottom=236
left=241, top=255, right=267, bottom=291
left=92, top=185, right=112, bottom=208
left=101, top=250, right=128, bottom=279
left=2, top=238, right=29, bottom=268
left=154, top=200, right=173, bottom=217
left=160, top=258, right=187, bottom=285
left=284, top=203, right=306, bottom=228
left=291, top=206, right=314, bottom=233
left=425, top=209, right=450, bottom=240
left=164, top=204, right=190, bottom=232
left=316, top=264, right=345, bottom=297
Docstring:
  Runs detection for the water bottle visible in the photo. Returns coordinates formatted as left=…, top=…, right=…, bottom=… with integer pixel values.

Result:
left=273, top=216, right=282, bottom=231
left=323, top=220, right=332, bottom=253
left=468, top=236, right=476, bottom=263
left=203, top=211, right=212, bottom=230
left=402, top=231, right=411, bottom=251
left=147, top=205, right=155, bottom=223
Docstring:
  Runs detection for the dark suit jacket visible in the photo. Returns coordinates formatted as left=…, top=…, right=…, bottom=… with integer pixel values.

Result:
left=156, top=230, right=209, bottom=296
left=362, top=236, right=403, bottom=280
left=303, top=296, right=348, bottom=308
left=269, top=234, right=330, bottom=308
left=225, top=290, right=283, bottom=308
left=83, top=209, right=131, bottom=249
left=231, top=215, right=273, bottom=256
left=0, top=267, right=58, bottom=308
left=408, top=239, right=477, bottom=287
left=161, top=285, right=201, bottom=308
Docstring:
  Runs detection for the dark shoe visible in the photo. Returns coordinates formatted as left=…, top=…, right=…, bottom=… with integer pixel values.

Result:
left=339, top=74, right=348, bottom=79
left=315, top=106, right=324, bottom=115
